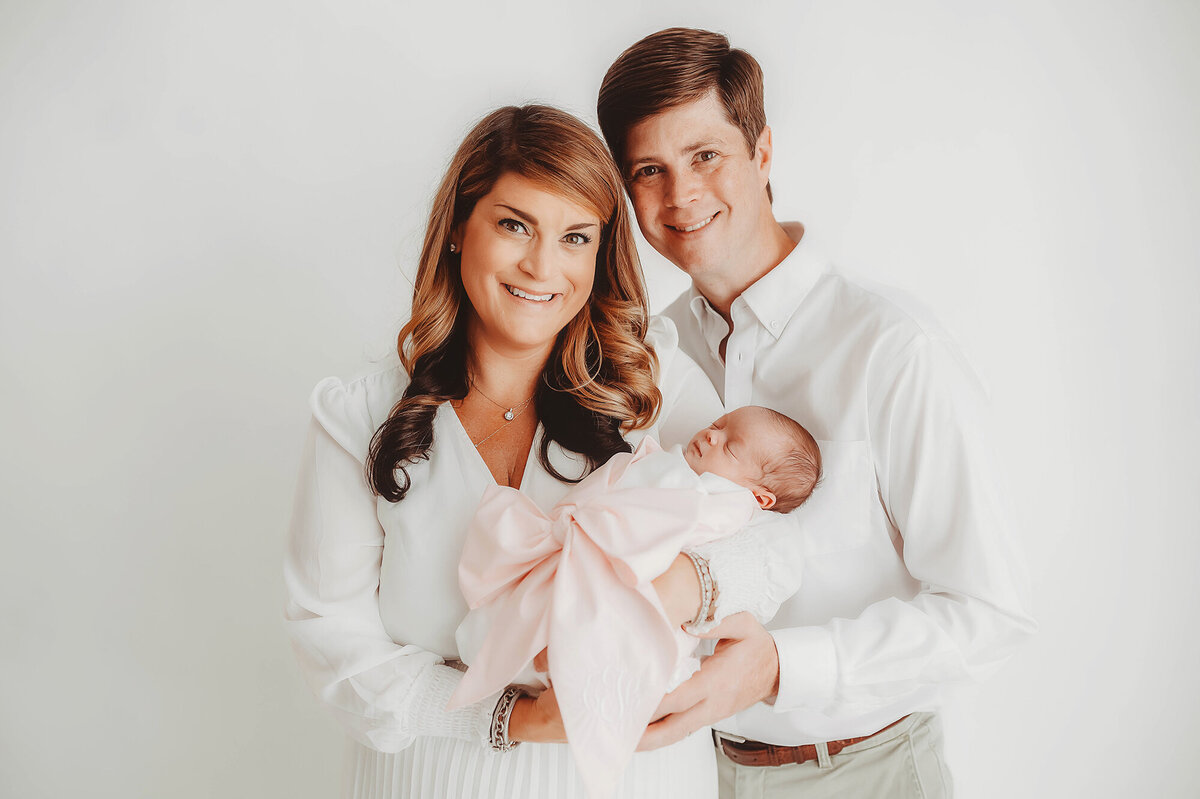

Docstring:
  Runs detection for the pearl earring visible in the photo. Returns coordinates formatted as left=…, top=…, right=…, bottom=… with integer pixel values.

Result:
left=449, top=243, right=458, bottom=253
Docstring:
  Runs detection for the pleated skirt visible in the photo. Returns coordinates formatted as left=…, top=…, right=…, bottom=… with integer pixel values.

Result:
left=341, top=728, right=717, bottom=799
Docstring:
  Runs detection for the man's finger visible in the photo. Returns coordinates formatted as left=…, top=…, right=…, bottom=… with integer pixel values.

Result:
left=651, top=679, right=705, bottom=720
left=688, top=611, right=756, bottom=640
left=638, top=702, right=710, bottom=751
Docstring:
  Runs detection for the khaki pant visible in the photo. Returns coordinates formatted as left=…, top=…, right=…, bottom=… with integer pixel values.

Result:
left=716, top=713, right=953, bottom=799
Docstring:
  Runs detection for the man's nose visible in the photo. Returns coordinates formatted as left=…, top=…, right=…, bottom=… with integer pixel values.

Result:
left=664, top=170, right=701, bottom=209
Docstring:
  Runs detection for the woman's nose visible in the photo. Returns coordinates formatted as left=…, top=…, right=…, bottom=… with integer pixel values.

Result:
left=518, top=239, right=555, bottom=281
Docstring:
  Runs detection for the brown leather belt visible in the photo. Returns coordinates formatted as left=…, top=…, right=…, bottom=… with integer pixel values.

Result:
left=714, top=715, right=910, bottom=767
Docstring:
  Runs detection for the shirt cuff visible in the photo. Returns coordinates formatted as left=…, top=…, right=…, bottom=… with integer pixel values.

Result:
left=403, top=663, right=500, bottom=746
left=685, top=532, right=764, bottom=631
left=769, top=625, right=837, bottom=713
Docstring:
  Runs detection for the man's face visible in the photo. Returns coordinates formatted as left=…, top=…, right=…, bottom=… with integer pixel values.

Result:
left=623, top=90, right=772, bottom=282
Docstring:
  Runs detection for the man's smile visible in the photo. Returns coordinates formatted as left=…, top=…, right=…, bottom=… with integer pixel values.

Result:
left=666, top=212, right=719, bottom=233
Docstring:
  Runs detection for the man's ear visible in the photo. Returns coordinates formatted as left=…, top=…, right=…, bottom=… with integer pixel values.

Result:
left=755, top=125, right=774, bottom=185
left=752, top=487, right=777, bottom=510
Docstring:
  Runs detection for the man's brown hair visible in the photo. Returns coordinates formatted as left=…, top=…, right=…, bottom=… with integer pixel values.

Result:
left=597, top=27, right=771, bottom=200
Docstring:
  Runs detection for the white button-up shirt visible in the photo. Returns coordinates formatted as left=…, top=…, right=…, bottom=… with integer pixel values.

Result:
left=664, top=223, right=1036, bottom=744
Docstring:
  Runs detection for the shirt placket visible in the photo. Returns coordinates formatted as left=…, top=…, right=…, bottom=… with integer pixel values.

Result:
left=723, top=298, right=758, bottom=410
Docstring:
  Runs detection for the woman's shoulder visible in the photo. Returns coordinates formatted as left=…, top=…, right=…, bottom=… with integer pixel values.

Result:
left=645, top=314, right=680, bottom=353
left=308, top=362, right=410, bottom=461
left=645, top=314, right=683, bottom=379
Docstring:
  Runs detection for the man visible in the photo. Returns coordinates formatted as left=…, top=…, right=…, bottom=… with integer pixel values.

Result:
left=597, top=28, right=1035, bottom=798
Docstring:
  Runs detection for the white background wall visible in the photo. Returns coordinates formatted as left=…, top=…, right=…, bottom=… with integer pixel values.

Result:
left=2, top=1, right=1197, bottom=796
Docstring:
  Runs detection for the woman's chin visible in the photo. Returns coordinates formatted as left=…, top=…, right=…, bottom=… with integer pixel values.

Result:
left=471, top=327, right=561, bottom=359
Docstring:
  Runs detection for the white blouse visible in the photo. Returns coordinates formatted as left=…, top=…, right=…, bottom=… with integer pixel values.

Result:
left=283, top=318, right=788, bottom=756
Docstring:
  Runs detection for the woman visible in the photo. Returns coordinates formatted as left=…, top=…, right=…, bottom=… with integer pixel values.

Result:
left=284, top=105, right=771, bottom=798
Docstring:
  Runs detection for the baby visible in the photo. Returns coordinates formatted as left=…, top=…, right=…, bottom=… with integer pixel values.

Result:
left=682, top=404, right=821, bottom=515
left=449, top=406, right=820, bottom=799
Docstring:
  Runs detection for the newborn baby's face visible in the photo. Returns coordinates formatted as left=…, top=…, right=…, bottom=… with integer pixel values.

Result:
left=683, top=406, right=776, bottom=489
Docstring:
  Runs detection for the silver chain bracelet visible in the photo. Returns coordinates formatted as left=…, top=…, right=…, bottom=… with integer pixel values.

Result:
left=684, top=550, right=714, bottom=627
left=489, top=686, right=525, bottom=752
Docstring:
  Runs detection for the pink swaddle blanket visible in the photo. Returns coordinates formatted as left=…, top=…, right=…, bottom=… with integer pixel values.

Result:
left=447, top=437, right=758, bottom=799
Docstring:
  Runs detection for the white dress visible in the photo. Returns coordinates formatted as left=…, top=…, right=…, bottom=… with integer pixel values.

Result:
left=285, top=319, right=738, bottom=799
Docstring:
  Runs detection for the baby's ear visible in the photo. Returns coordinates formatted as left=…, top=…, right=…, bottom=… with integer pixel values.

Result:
left=752, top=488, right=776, bottom=510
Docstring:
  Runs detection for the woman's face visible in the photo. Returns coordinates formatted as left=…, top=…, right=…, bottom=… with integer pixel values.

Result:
left=453, top=172, right=602, bottom=359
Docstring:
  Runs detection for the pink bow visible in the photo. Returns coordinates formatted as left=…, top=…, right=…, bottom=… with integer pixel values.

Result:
left=448, top=438, right=757, bottom=799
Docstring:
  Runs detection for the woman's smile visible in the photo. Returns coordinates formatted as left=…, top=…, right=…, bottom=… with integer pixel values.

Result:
left=504, top=283, right=560, bottom=303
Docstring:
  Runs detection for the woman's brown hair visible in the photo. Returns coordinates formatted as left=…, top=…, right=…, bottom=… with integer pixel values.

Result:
left=367, top=105, right=661, bottom=502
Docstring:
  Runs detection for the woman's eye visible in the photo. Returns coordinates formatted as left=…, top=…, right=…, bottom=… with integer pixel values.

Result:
left=563, top=232, right=592, bottom=246
left=499, top=218, right=528, bottom=234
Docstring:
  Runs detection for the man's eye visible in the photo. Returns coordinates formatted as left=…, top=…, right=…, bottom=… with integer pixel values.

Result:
left=696, top=151, right=718, bottom=163
left=499, top=219, right=528, bottom=234
left=634, top=165, right=662, bottom=179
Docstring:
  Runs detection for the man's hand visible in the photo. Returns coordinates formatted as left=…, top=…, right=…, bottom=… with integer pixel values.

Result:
left=637, top=612, right=780, bottom=751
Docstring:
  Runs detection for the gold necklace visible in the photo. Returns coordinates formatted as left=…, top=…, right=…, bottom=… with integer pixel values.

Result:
left=468, top=375, right=535, bottom=422
left=468, top=375, right=536, bottom=448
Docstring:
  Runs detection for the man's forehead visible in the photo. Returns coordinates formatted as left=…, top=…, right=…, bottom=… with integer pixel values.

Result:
left=624, top=93, right=741, bottom=161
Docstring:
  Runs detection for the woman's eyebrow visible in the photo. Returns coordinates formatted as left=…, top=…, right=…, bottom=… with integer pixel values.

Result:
left=495, top=204, right=537, bottom=225
left=495, top=204, right=597, bottom=233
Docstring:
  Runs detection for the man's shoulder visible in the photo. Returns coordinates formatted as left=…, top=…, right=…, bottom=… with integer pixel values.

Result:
left=816, top=267, right=955, bottom=349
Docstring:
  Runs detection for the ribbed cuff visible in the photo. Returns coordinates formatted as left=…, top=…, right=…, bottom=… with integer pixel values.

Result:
left=687, top=530, right=767, bottom=629
left=769, top=626, right=837, bottom=712
left=403, top=663, right=500, bottom=745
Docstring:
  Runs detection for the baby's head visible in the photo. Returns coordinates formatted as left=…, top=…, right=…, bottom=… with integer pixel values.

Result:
left=683, top=406, right=821, bottom=513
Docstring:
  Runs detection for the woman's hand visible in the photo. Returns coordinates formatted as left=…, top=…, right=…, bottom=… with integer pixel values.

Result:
left=651, top=553, right=706, bottom=627
left=507, top=684, right=567, bottom=744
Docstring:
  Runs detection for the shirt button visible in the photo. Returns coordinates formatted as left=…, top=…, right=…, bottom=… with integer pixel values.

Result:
left=770, top=321, right=779, bottom=330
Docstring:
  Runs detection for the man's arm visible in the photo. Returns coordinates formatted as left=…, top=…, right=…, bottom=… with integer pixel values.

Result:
left=641, top=335, right=1035, bottom=747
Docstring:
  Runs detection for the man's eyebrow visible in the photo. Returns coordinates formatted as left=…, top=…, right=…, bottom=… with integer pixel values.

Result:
left=627, top=139, right=726, bottom=168
left=496, top=204, right=598, bottom=233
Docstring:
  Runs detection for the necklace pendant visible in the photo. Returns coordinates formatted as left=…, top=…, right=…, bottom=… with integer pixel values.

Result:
left=504, top=409, right=515, bottom=421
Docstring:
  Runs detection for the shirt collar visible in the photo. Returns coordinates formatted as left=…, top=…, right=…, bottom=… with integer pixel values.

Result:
left=686, top=222, right=827, bottom=342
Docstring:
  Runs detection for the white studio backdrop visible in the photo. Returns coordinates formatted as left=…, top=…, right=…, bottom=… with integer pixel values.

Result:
left=1, top=1, right=1197, bottom=796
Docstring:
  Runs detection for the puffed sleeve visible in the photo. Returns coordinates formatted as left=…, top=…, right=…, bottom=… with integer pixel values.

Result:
left=645, top=316, right=723, bottom=449
left=284, top=373, right=500, bottom=752
left=646, top=316, right=805, bottom=625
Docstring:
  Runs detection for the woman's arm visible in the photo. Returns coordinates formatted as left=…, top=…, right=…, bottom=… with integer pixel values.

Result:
left=284, top=376, right=500, bottom=752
